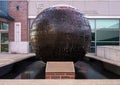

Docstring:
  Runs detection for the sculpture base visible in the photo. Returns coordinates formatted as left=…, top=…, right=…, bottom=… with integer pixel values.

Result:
left=45, top=62, right=75, bottom=79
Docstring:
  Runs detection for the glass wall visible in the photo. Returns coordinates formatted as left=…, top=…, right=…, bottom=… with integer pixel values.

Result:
left=0, top=0, right=8, bottom=13
left=88, top=19, right=120, bottom=53
left=0, top=22, right=9, bottom=52
left=88, top=20, right=95, bottom=52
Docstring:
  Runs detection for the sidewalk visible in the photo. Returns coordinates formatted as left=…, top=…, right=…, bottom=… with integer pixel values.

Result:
left=86, top=53, right=120, bottom=67
left=0, top=53, right=35, bottom=67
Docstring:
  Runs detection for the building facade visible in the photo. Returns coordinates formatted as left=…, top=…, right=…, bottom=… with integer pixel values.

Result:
left=0, top=0, right=120, bottom=53
left=0, top=0, right=28, bottom=53
left=9, top=0, right=29, bottom=53
left=0, top=1, right=13, bottom=53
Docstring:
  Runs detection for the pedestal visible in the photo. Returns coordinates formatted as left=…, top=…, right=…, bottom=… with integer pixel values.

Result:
left=45, top=62, right=75, bottom=79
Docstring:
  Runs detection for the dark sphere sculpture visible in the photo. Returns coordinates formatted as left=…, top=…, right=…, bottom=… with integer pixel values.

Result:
left=30, top=5, right=91, bottom=62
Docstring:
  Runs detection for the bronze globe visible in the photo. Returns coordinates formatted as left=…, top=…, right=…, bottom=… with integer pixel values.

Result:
left=30, top=5, right=91, bottom=62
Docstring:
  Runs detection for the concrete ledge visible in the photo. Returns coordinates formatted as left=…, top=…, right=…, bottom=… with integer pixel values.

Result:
left=0, top=80, right=120, bottom=85
left=46, top=62, right=75, bottom=79
left=86, top=53, right=120, bottom=75
left=97, top=46, right=120, bottom=62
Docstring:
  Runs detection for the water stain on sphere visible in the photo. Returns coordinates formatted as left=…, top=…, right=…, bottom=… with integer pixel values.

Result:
left=30, top=6, right=91, bottom=62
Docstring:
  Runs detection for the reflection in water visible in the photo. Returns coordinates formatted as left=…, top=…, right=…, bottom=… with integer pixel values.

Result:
left=15, top=61, right=46, bottom=79
left=16, top=71, right=34, bottom=79
left=0, top=59, right=119, bottom=79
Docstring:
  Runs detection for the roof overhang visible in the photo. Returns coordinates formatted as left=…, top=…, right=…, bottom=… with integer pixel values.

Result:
left=0, top=9, right=14, bottom=21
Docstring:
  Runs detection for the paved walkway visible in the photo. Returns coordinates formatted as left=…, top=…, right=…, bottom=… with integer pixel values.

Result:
left=0, top=53, right=35, bottom=67
left=86, top=53, right=120, bottom=67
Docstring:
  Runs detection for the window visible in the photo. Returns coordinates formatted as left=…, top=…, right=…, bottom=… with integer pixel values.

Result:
left=0, top=33, right=9, bottom=52
left=88, top=19, right=120, bottom=53
left=96, top=20, right=119, bottom=29
left=96, top=41, right=119, bottom=46
left=0, top=22, right=9, bottom=30
left=1, top=33, right=8, bottom=44
left=2, top=23, right=9, bottom=30
left=1, top=44, right=8, bottom=52
left=0, top=22, right=9, bottom=52
left=96, top=30, right=119, bottom=41
left=29, top=19, right=34, bottom=29
left=88, top=20, right=95, bottom=32
left=89, top=41, right=95, bottom=53
left=89, top=20, right=95, bottom=41
left=88, top=47, right=95, bottom=53
left=88, top=19, right=95, bottom=52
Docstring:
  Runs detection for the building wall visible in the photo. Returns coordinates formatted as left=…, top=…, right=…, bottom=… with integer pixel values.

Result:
left=28, top=0, right=120, bottom=17
left=8, top=0, right=29, bottom=53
